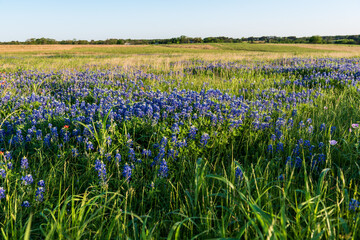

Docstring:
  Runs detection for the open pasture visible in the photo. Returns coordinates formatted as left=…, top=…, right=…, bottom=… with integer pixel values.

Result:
left=0, top=44, right=360, bottom=239
left=1, top=43, right=360, bottom=71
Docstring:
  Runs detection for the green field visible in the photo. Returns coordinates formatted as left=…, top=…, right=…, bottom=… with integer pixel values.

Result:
left=0, top=44, right=360, bottom=239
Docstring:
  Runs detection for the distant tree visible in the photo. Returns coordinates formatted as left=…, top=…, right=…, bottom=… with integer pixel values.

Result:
left=335, top=39, right=356, bottom=44
left=74, top=40, right=88, bottom=44
left=309, top=35, right=323, bottom=44
left=193, top=37, right=203, bottom=43
left=179, top=35, right=189, bottom=44
left=105, top=39, right=117, bottom=44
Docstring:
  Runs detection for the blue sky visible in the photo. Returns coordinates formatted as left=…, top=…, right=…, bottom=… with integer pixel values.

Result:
left=0, top=0, right=359, bottom=41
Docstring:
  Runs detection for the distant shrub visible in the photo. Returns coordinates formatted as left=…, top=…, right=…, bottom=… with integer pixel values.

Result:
left=309, top=35, right=323, bottom=44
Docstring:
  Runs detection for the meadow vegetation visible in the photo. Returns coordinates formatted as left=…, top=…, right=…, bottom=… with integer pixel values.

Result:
left=0, top=44, right=360, bottom=239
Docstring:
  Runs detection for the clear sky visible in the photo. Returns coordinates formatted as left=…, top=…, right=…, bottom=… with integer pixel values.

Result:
left=0, top=0, right=359, bottom=41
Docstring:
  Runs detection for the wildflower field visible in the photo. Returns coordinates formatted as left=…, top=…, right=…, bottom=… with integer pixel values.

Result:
left=1, top=44, right=360, bottom=239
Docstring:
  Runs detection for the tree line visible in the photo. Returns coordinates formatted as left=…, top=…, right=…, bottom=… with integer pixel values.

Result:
left=1, top=35, right=360, bottom=45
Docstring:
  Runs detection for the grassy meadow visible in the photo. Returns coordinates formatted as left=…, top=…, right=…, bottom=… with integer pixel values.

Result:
left=0, top=43, right=360, bottom=239
left=1, top=43, right=360, bottom=71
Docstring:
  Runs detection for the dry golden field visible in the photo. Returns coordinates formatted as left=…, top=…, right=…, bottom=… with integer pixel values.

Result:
left=0, top=43, right=359, bottom=71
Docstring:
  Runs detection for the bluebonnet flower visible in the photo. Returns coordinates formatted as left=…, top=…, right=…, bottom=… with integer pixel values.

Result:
left=122, top=163, right=132, bottom=182
left=287, top=118, right=293, bottom=128
left=299, top=121, right=305, bottom=128
left=94, top=159, right=107, bottom=185
left=264, top=116, right=272, bottom=122
left=106, top=136, right=112, bottom=146
left=319, top=142, right=325, bottom=148
left=235, top=167, right=243, bottom=181
left=38, top=180, right=45, bottom=187
left=0, top=169, right=5, bottom=178
left=153, top=147, right=166, bottom=166
left=77, top=135, right=83, bottom=144
left=320, top=123, right=326, bottom=131
left=35, top=187, right=45, bottom=202
left=51, top=127, right=58, bottom=139
left=44, top=134, right=51, bottom=146
left=318, top=154, right=326, bottom=162
left=167, top=149, right=178, bottom=159
left=25, top=134, right=31, bottom=142
left=275, top=118, right=286, bottom=128
left=21, top=157, right=29, bottom=170
left=115, top=152, right=121, bottom=165
left=7, top=162, right=13, bottom=170
left=160, top=137, right=167, bottom=147
left=275, top=129, right=283, bottom=139
left=36, top=129, right=42, bottom=140
left=294, top=156, right=302, bottom=168
left=128, top=148, right=135, bottom=161
left=142, top=149, right=151, bottom=157
left=308, top=125, right=313, bottom=133
left=286, top=156, right=302, bottom=168
left=126, top=135, right=133, bottom=148
left=349, top=199, right=360, bottom=211
left=252, top=121, right=260, bottom=131
left=4, top=151, right=11, bottom=161
left=16, top=129, right=24, bottom=143
left=309, top=145, right=315, bottom=152
left=158, top=159, right=169, bottom=178
left=271, top=134, right=276, bottom=141
left=72, top=148, right=79, bottom=157
left=72, top=128, right=80, bottom=136
left=21, top=201, right=30, bottom=208
left=8, top=136, right=17, bottom=146
left=105, top=153, right=112, bottom=162
left=83, top=127, right=92, bottom=137
left=171, top=134, right=177, bottom=143
left=331, top=126, right=336, bottom=134
left=153, top=137, right=168, bottom=165
left=200, top=133, right=210, bottom=146
left=86, top=140, right=94, bottom=151
left=267, top=144, right=273, bottom=153
left=176, top=139, right=187, bottom=148
left=306, top=118, right=312, bottom=124
left=276, top=142, right=284, bottom=152
left=63, top=132, right=70, bottom=142
left=171, top=123, right=180, bottom=133
left=21, top=174, right=34, bottom=185
left=278, top=174, right=285, bottom=181
left=0, top=187, right=5, bottom=199
left=0, top=129, right=4, bottom=142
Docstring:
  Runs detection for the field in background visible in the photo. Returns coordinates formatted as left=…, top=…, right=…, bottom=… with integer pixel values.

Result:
left=1, top=43, right=360, bottom=71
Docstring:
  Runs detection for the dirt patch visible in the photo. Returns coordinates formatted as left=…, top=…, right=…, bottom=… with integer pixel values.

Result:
left=162, top=44, right=217, bottom=50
